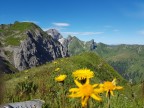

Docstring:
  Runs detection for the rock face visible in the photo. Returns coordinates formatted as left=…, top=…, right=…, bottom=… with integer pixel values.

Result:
left=0, top=22, right=97, bottom=72
left=0, top=48, right=17, bottom=73
left=0, top=22, right=68, bottom=71
left=0, top=56, right=14, bottom=74
left=46, top=29, right=97, bottom=56
left=85, top=39, right=97, bottom=50
left=13, top=30, right=68, bottom=71
left=0, top=99, right=45, bottom=108
left=46, top=29, right=63, bottom=40
left=46, top=29, right=71, bottom=55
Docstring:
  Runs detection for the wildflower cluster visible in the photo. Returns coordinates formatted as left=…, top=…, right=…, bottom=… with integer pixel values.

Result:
left=69, top=69, right=123, bottom=107
left=54, top=68, right=123, bottom=108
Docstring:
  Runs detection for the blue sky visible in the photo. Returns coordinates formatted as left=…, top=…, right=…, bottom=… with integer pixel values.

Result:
left=1, top=0, right=144, bottom=44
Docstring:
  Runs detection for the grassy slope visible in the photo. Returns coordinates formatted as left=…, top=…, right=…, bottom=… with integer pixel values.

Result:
left=96, top=43, right=144, bottom=83
left=68, top=37, right=95, bottom=56
left=0, top=22, right=45, bottom=46
left=68, top=39, right=144, bottom=83
left=2, top=52, right=135, bottom=108
left=68, top=36, right=85, bottom=55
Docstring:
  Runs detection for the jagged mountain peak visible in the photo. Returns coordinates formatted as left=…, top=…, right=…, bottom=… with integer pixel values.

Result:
left=46, top=29, right=63, bottom=40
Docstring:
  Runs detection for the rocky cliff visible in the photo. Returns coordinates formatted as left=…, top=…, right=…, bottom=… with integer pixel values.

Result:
left=0, top=22, right=68, bottom=71
left=46, top=29, right=63, bottom=40
left=46, top=29, right=97, bottom=56
left=0, top=55, right=16, bottom=74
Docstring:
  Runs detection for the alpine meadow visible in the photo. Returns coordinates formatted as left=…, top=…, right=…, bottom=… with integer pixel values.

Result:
left=1, top=0, right=144, bottom=108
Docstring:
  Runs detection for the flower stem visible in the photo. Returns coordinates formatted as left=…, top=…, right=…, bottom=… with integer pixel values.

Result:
left=108, top=91, right=111, bottom=108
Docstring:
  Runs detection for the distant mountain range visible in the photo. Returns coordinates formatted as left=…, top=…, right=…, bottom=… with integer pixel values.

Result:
left=0, top=21, right=144, bottom=83
left=46, top=27, right=144, bottom=83
left=46, top=29, right=97, bottom=56
left=96, top=43, right=144, bottom=83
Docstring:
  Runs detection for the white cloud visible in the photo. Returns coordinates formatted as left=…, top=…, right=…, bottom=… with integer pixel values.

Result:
left=42, top=27, right=65, bottom=31
left=52, top=22, right=70, bottom=27
left=62, top=32, right=104, bottom=36
left=138, top=30, right=144, bottom=35
left=22, top=20, right=39, bottom=24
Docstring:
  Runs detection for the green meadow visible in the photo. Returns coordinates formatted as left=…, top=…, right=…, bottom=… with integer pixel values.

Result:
left=1, top=52, right=144, bottom=108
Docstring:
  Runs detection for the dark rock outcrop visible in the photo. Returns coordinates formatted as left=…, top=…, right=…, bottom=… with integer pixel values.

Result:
left=0, top=22, right=69, bottom=71
left=0, top=56, right=15, bottom=74
left=13, top=30, right=68, bottom=71
left=85, top=39, right=97, bottom=50
left=0, top=22, right=97, bottom=72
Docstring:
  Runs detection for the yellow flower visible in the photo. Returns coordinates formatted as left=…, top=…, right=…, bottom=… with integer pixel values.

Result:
left=100, top=78, right=123, bottom=97
left=55, top=68, right=60, bottom=71
left=55, top=74, right=67, bottom=82
left=69, top=79, right=103, bottom=107
left=72, top=69, right=94, bottom=80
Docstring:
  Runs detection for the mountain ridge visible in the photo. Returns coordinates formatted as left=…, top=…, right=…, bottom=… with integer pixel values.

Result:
left=1, top=21, right=144, bottom=84
left=46, top=28, right=144, bottom=83
left=0, top=21, right=68, bottom=72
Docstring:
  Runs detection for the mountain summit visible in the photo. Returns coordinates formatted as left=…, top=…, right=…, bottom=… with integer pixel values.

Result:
left=46, top=29, right=63, bottom=40
left=46, top=29, right=97, bottom=56
left=0, top=22, right=68, bottom=71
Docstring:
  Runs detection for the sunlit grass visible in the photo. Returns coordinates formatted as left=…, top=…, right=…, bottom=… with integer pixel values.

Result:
left=2, top=52, right=144, bottom=107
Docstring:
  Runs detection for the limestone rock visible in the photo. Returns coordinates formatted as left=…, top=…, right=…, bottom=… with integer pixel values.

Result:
left=46, top=29, right=63, bottom=40
left=13, top=30, right=68, bottom=71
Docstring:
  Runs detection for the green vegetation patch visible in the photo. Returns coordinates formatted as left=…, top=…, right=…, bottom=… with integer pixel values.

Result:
left=5, top=36, right=21, bottom=46
left=2, top=52, right=128, bottom=107
left=10, top=22, right=34, bottom=32
left=0, top=29, right=3, bottom=32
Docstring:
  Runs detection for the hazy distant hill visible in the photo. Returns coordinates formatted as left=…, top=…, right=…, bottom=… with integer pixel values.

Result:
left=40, top=28, right=144, bottom=83
left=96, top=43, right=144, bottom=83
left=67, top=36, right=97, bottom=56
left=66, top=37, right=144, bottom=83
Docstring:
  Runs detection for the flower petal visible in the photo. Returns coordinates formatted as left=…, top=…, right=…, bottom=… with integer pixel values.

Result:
left=94, top=88, right=104, bottom=93
left=85, top=78, right=90, bottom=85
left=74, top=80, right=82, bottom=87
left=69, top=88, right=79, bottom=92
left=99, top=84, right=104, bottom=87
left=110, top=90, right=114, bottom=96
left=92, top=84, right=98, bottom=88
left=112, top=78, right=116, bottom=85
left=91, top=94, right=102, bottom=101
left=81, top=96, right=89, bottom=107
left=116, top=86, right=123, bottom=90
left=69, top=92, right=82, bottom=98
